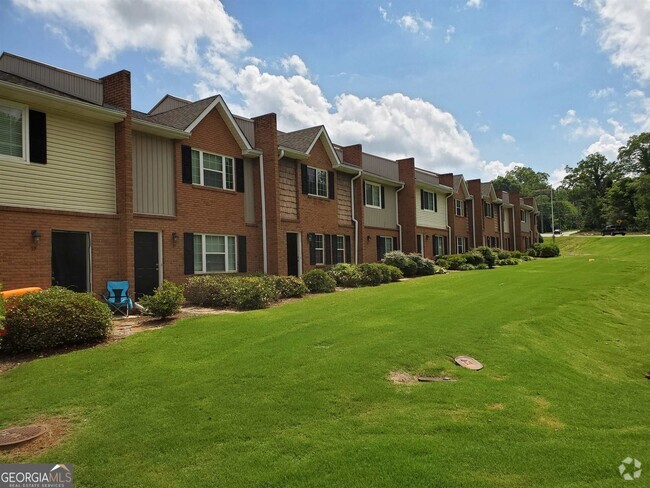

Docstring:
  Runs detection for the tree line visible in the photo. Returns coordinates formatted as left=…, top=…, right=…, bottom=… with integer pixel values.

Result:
left=491, top=132, right=650, bottom=232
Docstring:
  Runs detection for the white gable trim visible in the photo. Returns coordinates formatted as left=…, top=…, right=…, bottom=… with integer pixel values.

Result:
left=185, top=95, right=253, bottom=151
left=306, top=126, right=342, bottom=167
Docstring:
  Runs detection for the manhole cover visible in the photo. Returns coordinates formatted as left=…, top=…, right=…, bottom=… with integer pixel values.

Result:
left=418, top=376, right=458, bottom=382
left=0, top=425, right=47, bottom=447
left=454, top=356, right=483, bottom=370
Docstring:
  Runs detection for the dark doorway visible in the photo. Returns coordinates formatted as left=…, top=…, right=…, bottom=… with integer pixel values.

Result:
left=134, top=231, right=160, bottom=299
left=51, top=231, right=90, bottom=292
left=286, top=232, right=299, bottom=276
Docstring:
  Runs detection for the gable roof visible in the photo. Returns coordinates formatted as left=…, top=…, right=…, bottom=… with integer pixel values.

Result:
left=454, top=174, right=471, bottom=199
left=278, top=125, right=341, bottom=167
left=148, top=94, right=191, bottom=115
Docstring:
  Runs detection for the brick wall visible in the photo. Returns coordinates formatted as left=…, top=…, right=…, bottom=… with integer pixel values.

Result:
left=397, top=158, right=416, bottom=253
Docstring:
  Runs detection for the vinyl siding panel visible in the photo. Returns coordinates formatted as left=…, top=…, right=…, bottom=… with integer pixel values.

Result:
left=521, top=213, right=531, bottom=232
left=365, top=186, right=397, bottom=228
left=416, top=188, right=446, bottom=229
left=503, top=207, right=510, bottom=233
left=0, top=112, right=116, bottom=213
left=132, top=131, right=175, bottom=216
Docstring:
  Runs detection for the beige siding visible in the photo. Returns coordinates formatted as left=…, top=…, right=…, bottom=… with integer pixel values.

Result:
left=337, top=172, right=352, bottom=225
left=244, top=158, right=255, bottom=224
left=503, top=207, right=510, bottom=233
left=279, top=159, right=297, bottom=220
left=132, top=131, right=175, bottom=216
left=416, top=187, right=447, bottom=229
left=521, top=212, right=531, bottom=232
left=365, top=185, right=397, bottom=229
left=0, top=112, right=116, bottom=213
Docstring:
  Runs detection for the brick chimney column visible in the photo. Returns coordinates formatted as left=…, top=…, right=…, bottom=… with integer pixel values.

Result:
left=467, top=179, right=484, bottom=248
left=397, top=158, right=416, bottom=253
left=100, top=70, right=134, bottom=285
left=341, top=144, right=364, bottom=263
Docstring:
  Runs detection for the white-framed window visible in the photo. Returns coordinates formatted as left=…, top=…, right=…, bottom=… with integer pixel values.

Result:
left=521, top=210, right=528, bottom=223
left=313, top=233, right=325, bottom=264
left=417, top=234, right=424, bottom=255
left=336, top=235, right=345, bottom=263
left=484, top=202, right=494, bottom=218
left=421, top=190, right=437, bottom=212
left=381, top=236, right=394, bottom=257
left=456, top=236, right=466, bottom=254
left=365, top=181, right=382, bottom=208
left=455, top=199, right=464, bottom=217
left=191, top=149, right=234, bottom=190
left=433, top=236, right=445, bottom=256
left=0, top=100, right=27, bottom=161
left=193, top=234, right=237, bottom=273
left=306, top=166, right=329, bottom=197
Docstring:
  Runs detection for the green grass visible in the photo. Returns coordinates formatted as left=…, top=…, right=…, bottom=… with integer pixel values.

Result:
left=1, top=237, right=649, bottom=487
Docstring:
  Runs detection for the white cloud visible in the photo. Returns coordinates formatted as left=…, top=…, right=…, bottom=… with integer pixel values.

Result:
left=476, top=124, right=490, bottom=133
left=579, top=0, right=650, bottom=82
left=589, top=87, right=614, bottom=99
left=501, top=133, right=516, bottom=143
left=480, top=160, right=523, bottom=180
left=583, top=119, right=630, bottom=160
left=580, top=17, right=591, bottom=35
left=397, top=14, right=433, bottom=34
left=445, top=25, right=456, bottom=44
left=378, top=5, right=389, bottom=21
left=280, top=55, right=309, bottom=76
left=549, top=167, right=567, bottom=188
left=559, top=109, right=604, bottom=139
left=466, top=0, right=483, bottom=9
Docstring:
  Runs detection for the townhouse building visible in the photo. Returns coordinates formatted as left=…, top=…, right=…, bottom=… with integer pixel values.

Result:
left=0, top=53, right=539, bottom=295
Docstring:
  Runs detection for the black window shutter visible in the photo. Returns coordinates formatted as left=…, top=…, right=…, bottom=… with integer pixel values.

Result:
left=301, top=164, right=309, bottom=194
left=184, top=233, right=194, bottom=274
left=181, top=145, right=192, bottom=184
left=345, top=235, right=351, bottom=263
left=325, top=234, right=332, bottom=264
left=434, top=193, right=438, bottom=212
left=235, top=158, right=245, bottom=192
left=433, top=238, right=438, bottom=257
left=308, top=233, right=316, bottom=265
left=393, top=237, right=398, bottom=252
left=363, top=181, right=367, bottom=205
left=381, top=186, right=385, bottom=209
left=376, top=236, right=383, bottom=261
left=328, top=171, right=335, bottom=199
left=28, top=110, right=47, bottom=164
left=420, top=189, right=425, bottom=209
left=237, top=235, right=247, bottom=272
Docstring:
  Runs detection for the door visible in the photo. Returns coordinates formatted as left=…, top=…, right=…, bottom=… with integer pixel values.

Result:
left=286, top=233, right=299, bottom=276
left=134, top=231, right=160, bottom=299
left=52, top=231, right=90, bottom=292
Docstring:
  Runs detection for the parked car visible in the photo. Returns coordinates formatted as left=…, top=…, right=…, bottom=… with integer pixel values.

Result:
left=553, top=228, right=562, bottom=235
left=601, top=225, right=626, bottom=236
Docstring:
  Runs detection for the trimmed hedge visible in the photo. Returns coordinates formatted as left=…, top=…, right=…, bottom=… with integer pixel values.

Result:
left=407, top=253, right=438, bottom=276
left=1, top=287, right=113, bottom=354
left=327, top=263, right=362, bottom=288
left=266, top=275, right=308, bottom=299
left=474, top=246, right=497, bottom=268
left=185, top=275, right=279, bottom=310
left=458, top=263, right=476, bottom=271
left=139, top=280, right=184, bottom=318
left=230, top=278, right=279, bottom=310
left=463, top=251, right=485, bottom=266
left=302, top=269, right=336, bottom=294
left=357, top=263, right=384, bottom=287
left=382, top=251, right=417, bottom=277
left=539, top=242, right=561, bottom=258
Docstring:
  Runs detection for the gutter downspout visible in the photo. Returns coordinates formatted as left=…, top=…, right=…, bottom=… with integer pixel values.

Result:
left=259, top=153, right=269, bottom=274
left=350, top=169, right=362, bottom=264
left=470, top=196, right=476, bottom=249
left=395, top=182, right=405, bottom=252
left=446, top=192, right=453, bottom=254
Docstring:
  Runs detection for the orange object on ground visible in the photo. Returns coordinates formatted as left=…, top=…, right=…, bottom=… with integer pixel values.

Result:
left=0, top=287, right=42, bottom=299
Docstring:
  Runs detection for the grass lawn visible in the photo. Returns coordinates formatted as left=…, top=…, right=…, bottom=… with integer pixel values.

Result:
left=1, top=237, right=648, bottom=487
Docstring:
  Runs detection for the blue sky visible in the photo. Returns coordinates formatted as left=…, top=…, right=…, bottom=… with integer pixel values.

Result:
left=2, top=0, right=649, bottom=183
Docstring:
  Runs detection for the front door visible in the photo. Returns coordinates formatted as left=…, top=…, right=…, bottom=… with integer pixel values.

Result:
left=52, top=231, right=90, bottom=292
left=134, top=231, right=160, bottom=299
left=286, top=233, right=299, bottom=276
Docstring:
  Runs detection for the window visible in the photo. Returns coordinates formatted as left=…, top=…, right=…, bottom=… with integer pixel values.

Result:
left=485, top=236, right=499, bottom=248
left=417, top=234, right=424, bottom=255
left=193, top=234, right=236, bottom=273
left=433, top=236, right=445, bottom=256
left=191, top=149, right=234, bottom=190
left=484, top=202, right=494, bottom=218
left=365, top=181, right=382, bottom=208
left=421, top=190, right=437, bottom=212
left=306, top=167, right=329, bottom=197
left=336, top=235, right=345, bottom=263
left=521, top=210, right=528, bottom=223
left=313, top=234, right=325, bottom=264
left=0, top=101, right=26, bottom=160
left=456, top=236, right=466, bottom=254
left=382, top=236, right=393, bottom=255
left=455, top=199, right=464, bottom=216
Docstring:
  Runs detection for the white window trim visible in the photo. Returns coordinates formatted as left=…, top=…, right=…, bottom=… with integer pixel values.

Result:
left=364, top=181, right=382, bottom=209
left=422, top=189, right=437, bottom=212
left=381, top=236, right=394, bottom=255
left=314, top=233, right=325, bottom=265
left=417, top=234, right=424, bottom=256
left=336, top=235, right=345, bottom=263
left=308, top=166, right=329, bottom=198
left=521, top=210, right=528, bottom=223
left=192, top=149, right=235, bottom=190
left=195, top=233, right=237, bottom=274
left=456, top=236, right=465, bottom=254
left=485, top=201, right=494, bottom=218
left=434, top=236, right=445, bottom=256
left=455, top=199, right=464, bottom=217
left=0, top=99, right=29, bottom=163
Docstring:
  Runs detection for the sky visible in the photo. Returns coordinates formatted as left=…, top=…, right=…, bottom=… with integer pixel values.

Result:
left=1, top=0, right=649, bottom=185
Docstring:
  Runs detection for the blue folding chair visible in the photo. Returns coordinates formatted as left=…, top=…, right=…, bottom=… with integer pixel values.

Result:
left=102, top=280, right=134, bottom=317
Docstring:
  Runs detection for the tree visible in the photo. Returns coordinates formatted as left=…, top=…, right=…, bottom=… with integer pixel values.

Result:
left=604, top=177, right=638, bottom=228
left=617, top=133, right=650, bottom=175
left=492, top=166, right=550, bottom=196
left=561, top=153, right=623, bottom=229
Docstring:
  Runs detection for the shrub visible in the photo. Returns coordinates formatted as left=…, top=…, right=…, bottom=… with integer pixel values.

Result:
left=230, top=277, right=279, bottom=310
left=385, top=264, right=404, bottom=282
left=433, top=265, right=448, bottom=275
left=267, top=275, right=308, bottom=299
left=463, top=251, right=485, bottom=266
left=138, top=280, right=184, bottom=318
left=357, top=263, right=384, bottom=287
left=475, top=246, right=497, bottom=268
left=1, top=287, right=113, bottom=354
left=476, top=263, right=490, bottom=270
left=185, top=275, right=238, bottom=308
left=407, top=253, right=437, bottom=276
left=302, top=269, right=336, bottom=294
left=539, top=242, right=561, bottom=258
left=458, top=263, right=476, bottom=271
left=511, top=250, right=522, bottom=259
left=382, top=251, right=417, bottom=277
left=520, top=255, right=532, bottom=261
left=496, top=258, right=520, bottom=266
left=0, top=284, right=5, bottom=330
left=435, top=257, right=449, bottom=269
left=497, top=249, right=511, bottom=260
left=442, top=254, right=467, bottom=270
left=327, top=263, right=361, bottom=288
left=528, top=249, right=538, bottom=257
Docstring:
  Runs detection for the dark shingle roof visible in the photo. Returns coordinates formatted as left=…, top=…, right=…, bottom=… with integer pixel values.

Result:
left=277, top=126, right=323, bottom=153
left=453, top=175, right=463, bottom=191
left=481, top=182, right=493, bottom=197
left=140, top=95, right=218, bottom=130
